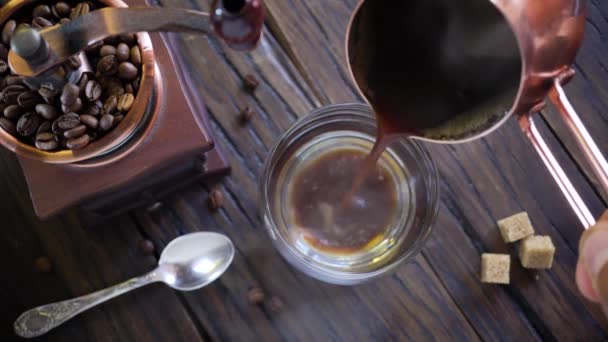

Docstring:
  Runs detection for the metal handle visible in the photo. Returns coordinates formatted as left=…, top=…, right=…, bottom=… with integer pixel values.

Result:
left=548, top=72, right=608, bottom=195
left=519, top=114, right=596, bottom=228
left=14, top=270, right=160, bottom=338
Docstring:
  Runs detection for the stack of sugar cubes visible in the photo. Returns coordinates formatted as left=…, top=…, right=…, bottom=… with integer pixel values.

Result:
left=481, top=212, right=556, bottom=284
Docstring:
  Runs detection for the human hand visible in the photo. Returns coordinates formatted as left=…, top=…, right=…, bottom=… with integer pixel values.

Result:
left=576, top=211, right=608, bottom=311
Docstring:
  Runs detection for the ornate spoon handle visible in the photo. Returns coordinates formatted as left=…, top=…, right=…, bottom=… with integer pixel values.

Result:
left=14, top=271, right=158, bottom=338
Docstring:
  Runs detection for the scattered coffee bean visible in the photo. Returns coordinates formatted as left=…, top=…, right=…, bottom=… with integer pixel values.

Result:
left=37, top=120, right=51, bottom=134
left=17, top=91, right=42, bottom=109
left=0, top=59, right=8, bottom=75
left=34, top=256, right=53, bottom=273
left=38, top=83, right=59, bottom=103
left=99, top=114, right=114, bottom=131
left=53, top=2, right=71, bottom=18
left=267, top=297, right=283, bottom=312
left=248, top=287, right=265, bottom=304
left=4, top=104, right=22, bottom=120
left=2, top=20, right=16, bottom=45
left=240, top=106, right=254, bottom=123
left=65, top=55, right=82, bottom=70
left=32, top=17, right=53, bottom=29
left=84, top=80, right=102, bottom=101
left=243, top=74, right=259, bottom=92
left=33, top=5, right=52, bottom=18
left=66, top=133, right=89, bottom=149
left=17, top=113, right=42, bottom=136
left=138, top=239, right=155, bottom=255
left=130, top=45, right=142, bottom=65
left=60, top=83, right=79, bottom=105
left=4, top=75, right=25, bottom=86
left=36, top=132, right=55, bottom=141
left=0, top=117, right=16, bottom=135
left=3, top=84, right=26, bottom=104
left=77, top=71, right=93, bottom=93
left=63, top=124, right=86, bottom=138
left=70, top=2, right=90, bottom=19
left=55, top=112, right=80, bottom=130
left=132, top=77, right=141, bottom=92
left=113, top=114, right=124, bottom=125
left=35, top=104, right=58, bottom=120
left=58, top=18, right=70, bottom=25
left=117, top=93, right=134, bottom=112
left=124, top=83, right=134, bottom=94
left=119, top=33, right=136, bottom=45
left=208, top=188, right=224, bottom=210
left=80, top=114, right=98, bottom=129
left=116, top=43, right=129, bottom=62
left=62, top=97, right=82, bottom=113
left=35, top=138, right=59, bottom=151
left=84, top=101, right=102, bottom=116
left=97, top=54, right=118, bottom=75
left=100, top=44, right=116, bottom=56
left=103, top=95, right=117, bottom=114
left=85, top=40, right=103, bottom=54
left=118, top=62, right=138, bottom=80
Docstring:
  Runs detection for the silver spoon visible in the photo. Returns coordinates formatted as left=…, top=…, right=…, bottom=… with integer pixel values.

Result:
left=14, top=232, right=234, bottom=338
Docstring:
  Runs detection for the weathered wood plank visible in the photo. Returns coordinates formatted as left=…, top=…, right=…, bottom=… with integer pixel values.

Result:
left=0, top=149, right=205, bottom=342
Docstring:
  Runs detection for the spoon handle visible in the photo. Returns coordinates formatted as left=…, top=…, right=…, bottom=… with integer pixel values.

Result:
left=14, top=270, right=159, bottom=338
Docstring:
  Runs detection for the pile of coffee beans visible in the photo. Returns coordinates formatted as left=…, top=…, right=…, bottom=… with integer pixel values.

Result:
left=0, top=1, right=142, bottom=151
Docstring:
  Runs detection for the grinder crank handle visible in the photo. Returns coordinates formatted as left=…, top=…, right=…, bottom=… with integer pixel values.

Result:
left=8, top=0, right=265, bottom=77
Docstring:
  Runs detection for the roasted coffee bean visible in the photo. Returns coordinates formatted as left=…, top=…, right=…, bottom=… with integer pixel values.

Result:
left=3, top=85, right=26, bottom=104
left=63, top=124, right=86, bottom=139
left=35, top=103, right=58, bottom=120
left=37, top=121, right=51, bottom=134
left=208, top=188, right=224, bottom=210
left=84, top=102, right=102, bottom=116
left=99, top=45, right=116, bottom=56
left=0, top=117, right=16, bottom=135
left=97, top=55, right=118, bottom=75
left=84, top=80, right=102, bottom=101
left=130, top=45, right=142, bottom=65
left=113, top=114, right=124, bottom=126
left=80, top=114, right=98, bottom=129
left=0, top=44, right=8, bottom=60
left=33, top=5, right=52, bottom=18
left=0, top=59, right=8, bottom=75
left=132, top=77, right=140, bottom=93
left=4, top=104, right=21, bottom=120
left=2, top=20, right=16, bottom=45
left=34, top=256, right=53, bottom=273
left=36, top=132, right=55, bottom=141
left=4, top=75, right=25, bottom=86
left=70, top=3, right=90, bottom=19
left=118, top=62, right=138, bottom=80
left=32, top=17, right=53, bottom=29
left=124, top=83, right=134, bottom=94
left=65, top=55, right=82, bottom=70
left=17, top=91, right=42, bottom=109
left=248, top=287, right=265, bottom=304
left=55, top=112, right=80, bottom=130
left=98, top=114, right=114, bottom=131
left=116, top=43, right=130, bottom=62
left=77, top=71, right=93, bottom=94
left=107, top=83, right=125, bottom=97
left=240, top=106, right=254, bottom=123
left=35, top=138, right=59, bottom=151
left=61, top=97, right=82, bottom=113
left=38, top=83, right=59, bottom=103
left=103, top=95, right=117, bottom=114
left=243, top=74, right=259, bottom=92
left=60, top=83, right=79, bottom=105
left=66, top=133, right=89, bottom=150
left=53, top=2, right=71, bottom=18
left=85, top=40, right=103, bottom=54
left=117, top=93, right=134, bottom=112
left=119, top=33, right=136, bottom=45
left=138, top=239, right=155, bottom=255
left=59, top=18, right=70, bottom=25
left=17, top=113, right=41, bottom=136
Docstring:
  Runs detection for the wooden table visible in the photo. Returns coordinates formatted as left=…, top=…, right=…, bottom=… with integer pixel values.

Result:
left=2, top=0, right=608, bottom=340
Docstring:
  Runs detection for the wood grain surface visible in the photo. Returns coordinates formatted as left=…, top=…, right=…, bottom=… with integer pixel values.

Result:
left=1, top=0, right=607, bottom=341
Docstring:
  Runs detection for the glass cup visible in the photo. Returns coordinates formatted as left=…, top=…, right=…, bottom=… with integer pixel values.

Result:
left=261, top=103, right=439, bottom=285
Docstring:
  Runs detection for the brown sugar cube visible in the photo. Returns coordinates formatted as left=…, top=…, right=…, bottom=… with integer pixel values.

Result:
left=481, top=253, right=510, bottom=284
left=519, top=235, right=555, bottom=269
left=497, top=212, right=535, bottom=243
